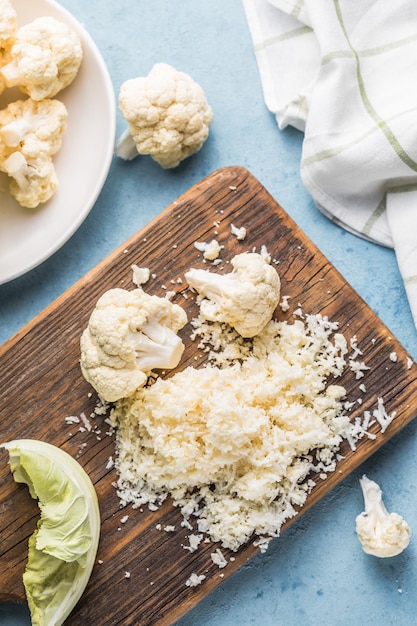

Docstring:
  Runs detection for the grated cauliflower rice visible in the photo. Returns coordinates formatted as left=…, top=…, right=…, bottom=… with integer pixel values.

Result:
left=110, top=313, right=359, bottom=551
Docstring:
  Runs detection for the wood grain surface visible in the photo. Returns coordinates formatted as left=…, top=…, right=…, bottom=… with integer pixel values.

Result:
left=1, top=166, right=416, bottom=625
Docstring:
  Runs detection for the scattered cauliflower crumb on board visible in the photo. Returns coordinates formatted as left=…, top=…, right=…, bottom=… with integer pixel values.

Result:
left=194, top=238, right=223, bottom=261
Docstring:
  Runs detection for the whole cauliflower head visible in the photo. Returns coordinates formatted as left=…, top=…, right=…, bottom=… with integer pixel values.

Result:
left=117, top=62, right=213, bottom=168
left=185, top=252, right=281, bottom=338
left=80, top=288, right=188, bottom=402
left=0, top=16, right=83, bottom=100
left=0, top=98, right=68, bottom=208
left=355, top=475, right=411, bottom=558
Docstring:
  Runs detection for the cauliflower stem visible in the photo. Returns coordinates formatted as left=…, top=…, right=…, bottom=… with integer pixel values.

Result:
left=0, top=98, right=67, bottom=208
left=355, top=475, right=411, bottom=558
left=132, top=318, right=185, bottom=371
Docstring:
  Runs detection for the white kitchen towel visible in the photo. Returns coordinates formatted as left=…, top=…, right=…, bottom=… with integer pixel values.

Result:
left=243, top=0, right=417, bottom=328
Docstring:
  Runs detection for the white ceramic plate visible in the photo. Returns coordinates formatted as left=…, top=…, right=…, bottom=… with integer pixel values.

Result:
left=0, top=0, right=116, bottom=284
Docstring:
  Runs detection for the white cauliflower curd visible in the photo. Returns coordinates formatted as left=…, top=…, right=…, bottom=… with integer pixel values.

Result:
left=0, top=16, right=82, bottom=100
left=111, top=312, right=352, bottom=552
left=116, top=62, right=213, bottom=168
left=0, top=0, right=17, bottom=94
left=0, top=1, right=16, bottom=53
left=355, top=475, right=411, bottom=558
left=185, top=252, right=281, bottom=338
left=0, top=97, right=68, bottom=207
left=80, top=287, right=188, bottom=403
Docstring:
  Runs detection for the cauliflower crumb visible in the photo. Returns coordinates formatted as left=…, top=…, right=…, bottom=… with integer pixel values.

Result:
left=260, top=244, right=271, bottom=263
left=194, top=239, right=223, bottom=261
left=164, top=525, right=176, bottom=533
left=65, top=415, right=80, bottom=425
left=349, top=359, right=370, bottom=379
left=185, top=573, right=206, bottom=587
left=211, top=548, right=228, bottom=569
left=230, top=223, right=247, bottom=241
left=372, top=397, right=396, bottom=433
left=253, top=536, right=271, bottom=553
left=132, top=265, right=150, bottom=286
left=183, top=534, right=203, bottom=553
left=279, top=295, right=291, bottom=312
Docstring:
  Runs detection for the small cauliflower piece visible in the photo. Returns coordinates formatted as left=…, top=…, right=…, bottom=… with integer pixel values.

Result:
left=185, top=252, right=281, bottom=338
left=230, top=223, right=247, bottom=241
left=80, top=287, right=188, bottom=402
left=0, top=98, right=67, bottom=208
left=116, top=62, right=213, bottom=168
left=2, top=151, right=58, bottom=208
left=355, top=475, right=411, bottom=558
left=0, top=16, right=82, bottom=100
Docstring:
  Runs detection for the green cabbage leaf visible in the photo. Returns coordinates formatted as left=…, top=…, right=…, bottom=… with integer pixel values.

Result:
left=2, top=439, right=101, bottom=626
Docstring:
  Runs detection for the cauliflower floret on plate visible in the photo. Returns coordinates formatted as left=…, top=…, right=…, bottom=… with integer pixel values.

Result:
left=0, top=16, right=83, bottom=100
left=185, top=252, right=281, bottom=338
left=116, top=62, right=213, bottom=168
left=0, top=97, right=68, bottom=207
left=80, top=287, right=188, bottom=403
left=2, top=150, right=58, bottom=208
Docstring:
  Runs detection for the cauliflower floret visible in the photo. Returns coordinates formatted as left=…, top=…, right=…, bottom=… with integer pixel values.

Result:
left=116, top=62, right=213, bottom=168
left=0, top=16, right=82, bottom=100
left=185, top=252, right=281, bottom=338
left=0, top=98, right=67, bottom=208
left=2, top=151, right=58, bottom=208
left=80, top=287, right=188, bottom=402
left=355, top=475, right=411, bottom=558
left=0, top=0, right=17, bottom=95
left=0, top=97, right=68, bottom=154
left=0, top=0, right=17, bottom=51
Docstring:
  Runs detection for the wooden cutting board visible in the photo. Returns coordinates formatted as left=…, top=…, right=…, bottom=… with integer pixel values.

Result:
left=1, top=166, right=417, bottom=625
